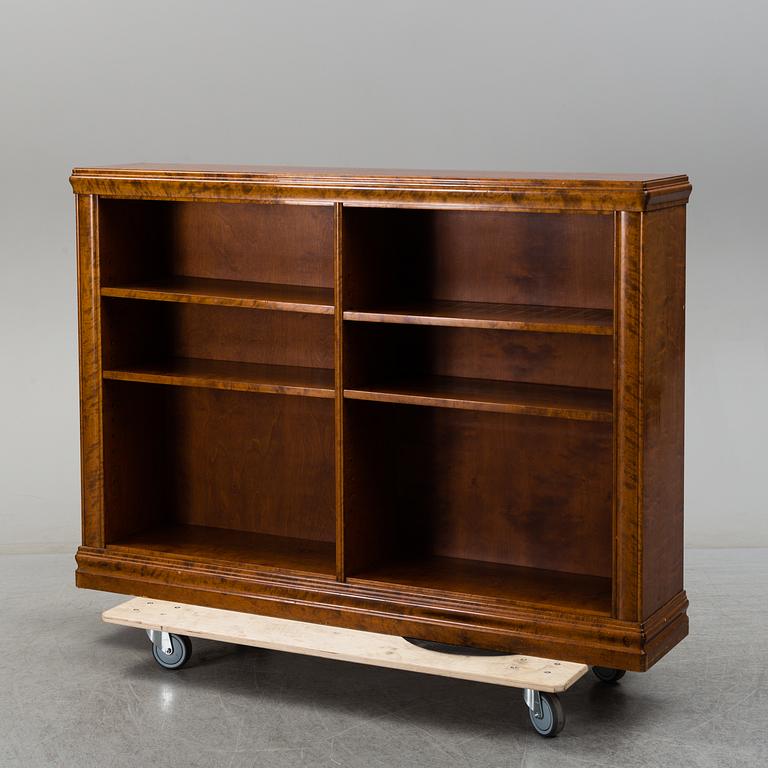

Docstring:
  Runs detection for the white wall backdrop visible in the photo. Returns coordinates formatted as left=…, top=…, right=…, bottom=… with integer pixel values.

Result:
left=1, top=0, right=766, bottom=551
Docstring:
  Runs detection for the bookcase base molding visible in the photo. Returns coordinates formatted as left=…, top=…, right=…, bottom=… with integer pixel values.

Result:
left=71, top=165, right=691, bottom=678
left=77, top=549, right=688, bottom=671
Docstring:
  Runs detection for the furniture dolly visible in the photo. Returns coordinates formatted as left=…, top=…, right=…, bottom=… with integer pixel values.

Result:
left=72, top=164, right=690, bottom=738
left=104, top=597, right=601, bottom=737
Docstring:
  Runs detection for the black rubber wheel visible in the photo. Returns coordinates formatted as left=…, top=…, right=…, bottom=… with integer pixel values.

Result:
left=592, top=666, right=626, bottom=683
left=151, top=634, right=192, bottom=670
left=528, top=692, right=565, bottom=737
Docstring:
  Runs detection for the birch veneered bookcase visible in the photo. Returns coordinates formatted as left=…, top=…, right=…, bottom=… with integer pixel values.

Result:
left=71, top=165, right=690, bottom=683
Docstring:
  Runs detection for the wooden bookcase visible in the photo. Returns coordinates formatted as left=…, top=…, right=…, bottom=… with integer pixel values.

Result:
left=71, top=166, right=691, bottom=671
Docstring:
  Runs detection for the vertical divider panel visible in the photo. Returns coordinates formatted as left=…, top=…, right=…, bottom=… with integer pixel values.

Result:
left=333, top=202, right=345, bottom=581
left=76, top=194, right=105, bottom=548
left=613, top=210, right=642, bottom=621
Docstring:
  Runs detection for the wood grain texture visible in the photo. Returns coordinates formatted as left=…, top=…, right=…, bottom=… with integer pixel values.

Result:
left=344, top=376, right=612, bottom=421
left=172, top=388, right=334, bottom=542
left=614, top=211, right=643, bottom=621
left=75, top=194, right=104, bottom=548
left=345, top=322, right=613, bottom=391
left=349, top=557, right=612, bottom=616
left=98, top=199, right=333, bottom=288
left=101, top=300, right=334, bottom=371
left=341, top=404, right=613, bottom=579
left=72, top=165, right=689, bottom=673
left=640, top=206, right=686, bottom=619
left=333, top=203, right=346, bottom=580
left=613, top=209, right=687, bottom=622
left=344, top=301, right=612, bottom=335
left=101, top=384, right=335, bottom=545
left=104, top=597, right=588, bottom=692
left=109, top=525, right=335, bottom=577
left=103, top=358, right=334, bottom=398
left=102, top=276, right=334, bottom=314
left=101, top=381, right=170, bottom=543
left=77, top=546, right=689, bottom=671
left=71, top=165, right=691, bottom=211
left=75, top=163, right=684, bottom=181
left=342, top=208, right=615, bottom=310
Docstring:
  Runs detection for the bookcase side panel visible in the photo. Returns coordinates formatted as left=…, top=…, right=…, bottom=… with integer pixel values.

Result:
left=76, top=194, right=105, bottom=548
left=640, top=206, right=686, bottom=619
left=614, top=207, right=688, bottom=628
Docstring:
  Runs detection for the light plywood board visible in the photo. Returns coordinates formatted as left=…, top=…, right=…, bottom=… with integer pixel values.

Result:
left=103, top=598, right=587, bottom=692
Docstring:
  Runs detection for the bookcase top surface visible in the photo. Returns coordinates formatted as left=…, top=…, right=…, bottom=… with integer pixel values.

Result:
left=72, top=163, right=685, bottom=185
left=70, top=164, right=691, bottom=210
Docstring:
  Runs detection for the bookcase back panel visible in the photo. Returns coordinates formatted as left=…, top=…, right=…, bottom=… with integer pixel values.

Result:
left=99, top=200, right=334, bottom=288
left=345, top=323, right=612, bottom=391
left=102, top=300, right=334, bottom=370
left=102, top=382, right=335, bottom=543
left=343, top=208, right=614, bottom=310
left=171, top=388, right=335, bottom=540
left=344, top=402, right=613, bottom=579
left=102, top=380, right=171, bottom=543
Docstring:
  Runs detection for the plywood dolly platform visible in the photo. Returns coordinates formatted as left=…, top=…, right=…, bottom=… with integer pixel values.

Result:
left=101, top=597, right=620, bottom=738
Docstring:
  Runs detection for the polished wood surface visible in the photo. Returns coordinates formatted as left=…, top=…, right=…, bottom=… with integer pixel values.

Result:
left=101, top=379, right=163, bottom=544
left=109, top=525, right=335, bottom=577
left=98, top=199, right=333, bottom=288
left=344, top=376, right=611, bottom=421
left=72, top=165, right=689, bottom=672
left=349, top=557, right=612, bottom=616
left=639, top=206, right=686, bottom=619
left=72, top=165, right=691, bottom=212
left=104, top=358, right=334, bottom=398
left=344, top=323, right=613, bottom=391
left=74, top=163, right=685, bottom=182
left=344, top=301, right=612, bottom=335
left=75, top=195, right=104, bottom=548
left=341, top=405, right=612, bottom=580
left=333, top=203, right=346, bottom=581
left=102, top=383, right=335, bottom=549
left=101, top=300, right=334, bottom=371
left=613, top=211, right=642, bottom=621
left=102, top=276, right=334, bottom=314
left=179, top=391, right=333, bottom=541
left=77, top=546, right=689, bottom=671
left=342, top=208, right=615, bottom=310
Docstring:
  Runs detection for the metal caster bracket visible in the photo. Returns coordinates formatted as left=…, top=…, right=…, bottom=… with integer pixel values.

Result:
left=146, top=628, right=173, bottom=656
left=523, top=688, right=543, bottom=720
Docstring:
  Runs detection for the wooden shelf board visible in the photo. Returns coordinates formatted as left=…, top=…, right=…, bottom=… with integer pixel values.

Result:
left=103, top=358, right=335, bottom=398
left=344, top=301, right=612, bottom=335
left=345, top=375, right=612, bottom=421
left=102, top=276, right=334, bottom=314
left=349, top=556, right=612, bottom=616
left=108, top=524, right=335, bottom=578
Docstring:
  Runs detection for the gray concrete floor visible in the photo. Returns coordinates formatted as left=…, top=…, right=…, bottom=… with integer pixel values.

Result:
left=0, top=550, right=765, bottom=768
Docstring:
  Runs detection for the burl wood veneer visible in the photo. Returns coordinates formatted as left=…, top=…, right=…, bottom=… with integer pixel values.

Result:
left=71, top=165, right=691, bottom=671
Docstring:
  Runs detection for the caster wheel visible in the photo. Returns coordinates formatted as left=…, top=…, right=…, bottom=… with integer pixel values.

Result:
left=592, top=666, right=625, bottom=683
left=151, top=634, right=192, bottom=670
left=528, top=692, right=565, bottom=738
